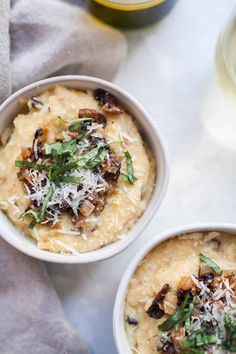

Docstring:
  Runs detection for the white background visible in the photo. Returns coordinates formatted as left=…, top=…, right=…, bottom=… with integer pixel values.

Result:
left=48, top=1, right=236, bottom=353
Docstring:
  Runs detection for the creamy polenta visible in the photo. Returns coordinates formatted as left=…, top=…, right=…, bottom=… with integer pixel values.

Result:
left=125, top=232, right=236, bottom=354
left=0, top=86, right=155, bottom=254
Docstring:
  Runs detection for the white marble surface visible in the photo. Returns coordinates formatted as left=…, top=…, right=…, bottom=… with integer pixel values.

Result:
left=48, top=1, right=236, bottom=353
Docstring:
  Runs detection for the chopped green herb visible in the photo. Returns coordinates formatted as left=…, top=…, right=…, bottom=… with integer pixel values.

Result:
left=59, top=176, right=81, bottom=184
left=121, top=151, right=137, bottom=185
left=199, top=254, right=223, bottom=275
left=45, top=139, right=77, bottom=156
left=181, top=327, right=217, bottom=351
left=69, top=118, right=92, bottom=132
left=15, top=160, right=49, bottom=171
left=222, top=315, right=236, bottom=352
left=38, top=185, right=53, bottom=220
left=69, top=122, right=81, bottom=132
left=49, top=146, right=105, bottom=181
left=20, top=209, right=42, bottom=224
left=76, top=125, right=87, bottom=140
left=20, top=185, right=53, bottom=228
left=185, top=317, right=191, bottom=331
left=86, top=147, right=109, bottom=169
left=158, top=293, right=195, bottom=332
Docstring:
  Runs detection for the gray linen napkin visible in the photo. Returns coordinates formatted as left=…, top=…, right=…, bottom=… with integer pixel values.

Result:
left=1, top=0, right=126, bottom=102
left=0, top=238, right=89, bottom=354
left=0, top=0, right=126, bottom=352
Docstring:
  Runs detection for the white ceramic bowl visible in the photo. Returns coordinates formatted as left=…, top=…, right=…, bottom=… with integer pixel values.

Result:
left=0, top=75, right=169, bottom=263
left=113, top=223, right=236, bottom=353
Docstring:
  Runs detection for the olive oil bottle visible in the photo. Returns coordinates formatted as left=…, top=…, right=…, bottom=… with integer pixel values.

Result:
left=87, top=0, right=177, bottom=28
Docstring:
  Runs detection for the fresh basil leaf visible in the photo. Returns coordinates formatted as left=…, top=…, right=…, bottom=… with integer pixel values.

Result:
left=20, top=185, right=53, bottom=228
left=38, top=185, right=54, bottom=220
left=69, top=122, right=81, bottom=132
left=69, top=118, right=92, bottom=132
left=222, top=315, right=236, bottom=352
left=19, top=209, right=42, bottom=223
left=86, top=147, right=108, bottom=169
left=60, top=176, right=81, bottom=184
left=50, top=146, right=103, bottom=180
left=76, top=125, right=87, bottom=140
left=15, top=160, right=49, bottom=171
left=122, top=151, right=137, bottom=184
left=158, top=293, right=195, bottom=332
left=45, top=139, right=77, bottom=156
left=181, top=327, right=217, bottom=352
left=199, top=254, right=223, bottom=275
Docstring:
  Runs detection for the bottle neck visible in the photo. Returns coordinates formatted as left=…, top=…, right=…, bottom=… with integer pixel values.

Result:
left=92, top=0, right=166, bottom=12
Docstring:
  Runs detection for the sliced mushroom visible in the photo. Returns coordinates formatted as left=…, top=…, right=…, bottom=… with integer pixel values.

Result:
left=80, top=200, right=95, bottom=217
left=146, top=284, right=170, bottom=319
left=21, top=147, right=32, bottom=160
left=126, top=316, right=138, bottom=326
left=78, top=108, right=106, bottom=127
left=93, top=88, right=123, bottom=114
left=158, top=340, right=176, bottom=354
left=32, top=128, right=46, bottom=159
left=101, top=102, right=123, bottom=114
left=199, top=272, right=215, bottom=285
left=102, top=155, right=121, bottom=175
left=30, top=96, right=43, bottom=110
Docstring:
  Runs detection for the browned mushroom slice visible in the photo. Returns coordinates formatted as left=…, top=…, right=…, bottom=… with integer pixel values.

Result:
left=126, top=316, right=138, bottom=326
left=32, top=128, right=47, bottom=160
left=94, top=88, right=123, bottom=114
left=21, top=147, right=32, bottom=160
left=30, top=96, right=43, bottom=110
left=102, top=155, right=121, bottom=175
left=78, top=108, right=106, bottom=127
left=79, top=199, right=95, bottom=217
left=158, top=339, right=176, bottom=354
left=17, top=169, right=32, bottom=184
left=146, top=284, right=170, bottom=319
left=198, top=259, right=218, bottom=278
left=101, top=102, right=123, bottom=114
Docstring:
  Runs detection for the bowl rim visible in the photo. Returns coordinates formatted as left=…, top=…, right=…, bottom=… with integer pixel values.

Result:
left=113, top=222, right=236, bottom=353
left=0, top=75, right=170, bottom=263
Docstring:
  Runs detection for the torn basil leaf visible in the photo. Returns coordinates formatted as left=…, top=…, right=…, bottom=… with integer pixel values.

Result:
left=69, top=118, right=92, bottom=133
left=86, top=147, right=109, bottom=169
left=15, top=160, right=49, bottom=171
left=121, top=151, right=137, bottom=184
left=222, top=315, right=236, bottom=351
left=20, top=185, right=53, bottom=228
left=59, top=176, right=81, bottom=184
left=199, top=254, right=223, bottom=275
left=181, top=326, right=217, bottom=352
left=158, top=293, right=195, bottom=332
left=45, top=139, right=77, bottom=156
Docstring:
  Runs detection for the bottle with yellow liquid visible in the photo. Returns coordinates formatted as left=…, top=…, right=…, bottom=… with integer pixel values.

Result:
left=87, top=0, right=177, bottom=28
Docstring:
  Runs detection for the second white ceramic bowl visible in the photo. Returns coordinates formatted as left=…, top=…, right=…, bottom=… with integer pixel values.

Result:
left=113, top=223, right=236, bottom=353
left=0, top=75, right=169, bottom=263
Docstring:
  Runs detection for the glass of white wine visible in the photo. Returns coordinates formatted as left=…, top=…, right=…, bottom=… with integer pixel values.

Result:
left=220, top=8, right=236, bottom=85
